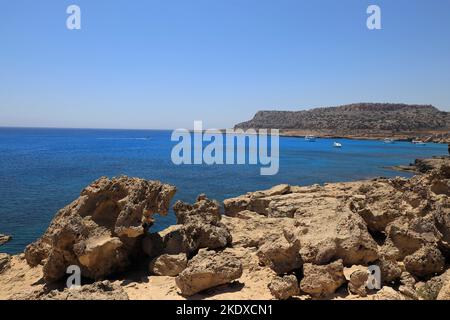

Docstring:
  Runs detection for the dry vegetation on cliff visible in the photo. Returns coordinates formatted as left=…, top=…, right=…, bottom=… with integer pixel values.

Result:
left=235, top=103, right=450, bottom=142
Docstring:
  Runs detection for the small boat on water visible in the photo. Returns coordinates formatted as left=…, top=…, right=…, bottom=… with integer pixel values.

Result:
left=305, top=135, right=316, bottom=142
left=412, top=140, right=426, bottom=145
left=383, top=138, right=395, bottom=144
left=333, top=142, right=342, bottom=148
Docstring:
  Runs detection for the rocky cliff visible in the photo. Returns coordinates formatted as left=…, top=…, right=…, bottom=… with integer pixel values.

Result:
left=235, top=103, right=450, bottom=140
left=2, top=163, right=450, bottom=300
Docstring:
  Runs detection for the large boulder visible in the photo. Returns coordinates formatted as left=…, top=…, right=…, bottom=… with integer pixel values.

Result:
left=161, top=196, right=232, bottom=255
left=268, top=275, right=299, bottom=300
left=344, top=265, right=369, bottom=297
left=224, top=183, right=379, bottom=266
left=256, top=233, right=302, bottom=275
left=149, top=253, right=187, bottom=277
left=222, top=210, right=295, bottom=248
left=175, top=249, right=243, bottom=296
left=404, top=245, right=445, bottom=278
left=300, top=260, right=346, bottom=297
left=376, top=256, right=403, bottom=285
left=24, top=176, right=176, bottom=282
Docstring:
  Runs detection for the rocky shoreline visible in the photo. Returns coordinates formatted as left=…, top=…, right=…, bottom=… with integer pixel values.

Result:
left=280, top=130, right=450, bottom=144
left=389, top=156, right=450, bottom=174
left=235, top=103, right=450, bottom=144
left=1, top=160, right=450, bottom=300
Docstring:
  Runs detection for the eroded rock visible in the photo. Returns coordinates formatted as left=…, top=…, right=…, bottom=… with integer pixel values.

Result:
left=24, top=176, right=176, bottom=282
left=268, top=275, right=299, bottom=300
left=256, top=233, right=302, bottom=275
left=162, top=196, right=232, bottom=255
left=175, top=249, right=243, bottom=296
left=0, top=253, right=11, bottom=273
left=300, top=260, right=345, bottom=297
left=344, top=265, right=369, bottom=297
left=404, top=245, right=445, bottom=278
left=149, top=253, right=187, bottom=277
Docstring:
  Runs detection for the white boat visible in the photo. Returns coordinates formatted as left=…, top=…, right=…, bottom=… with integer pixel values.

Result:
left=333, top=142, right=342, bottom=148
left=305, top=135, right=316, bottom=142
left=412, top=140, right=426, bottom=145
left=383, top=138, right=395, bottom=144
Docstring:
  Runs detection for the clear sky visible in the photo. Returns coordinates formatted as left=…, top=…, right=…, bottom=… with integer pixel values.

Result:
left=1, top=0, right=450, bottom=129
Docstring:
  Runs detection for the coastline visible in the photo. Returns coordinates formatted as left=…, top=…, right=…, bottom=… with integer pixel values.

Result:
left=1, top=156, right=450, bottom=300
left=278, top=129, right=450, bottom=144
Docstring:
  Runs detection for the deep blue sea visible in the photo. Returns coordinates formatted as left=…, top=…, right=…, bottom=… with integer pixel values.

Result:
left=0, top=128, right=447, bottom=254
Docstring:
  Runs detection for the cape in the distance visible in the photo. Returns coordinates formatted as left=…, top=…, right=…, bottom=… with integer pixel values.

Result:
left=235, top=103, right=450, bottom=143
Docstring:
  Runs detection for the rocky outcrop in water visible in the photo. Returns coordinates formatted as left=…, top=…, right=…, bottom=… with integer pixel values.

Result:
left=0, top=234, right=11, bottom=247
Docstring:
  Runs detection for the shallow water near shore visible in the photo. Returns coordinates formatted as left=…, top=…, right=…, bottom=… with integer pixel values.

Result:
left=0, top=127, right=447, bottom=254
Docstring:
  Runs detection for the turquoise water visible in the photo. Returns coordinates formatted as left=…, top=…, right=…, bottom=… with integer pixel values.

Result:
left=0, top=128, right=447, bottom=254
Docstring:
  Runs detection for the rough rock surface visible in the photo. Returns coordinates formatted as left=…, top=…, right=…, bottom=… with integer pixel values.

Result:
left=344, top=265, right=369, bottom=297
left=175, top=249, right=243, bottom=296
left=0, top=234, right=11, bottom=246
left=300, top=260, right=346, bottom=297
left=0, top=253, right=11, bottom=273
left=256, top=233, right=302, bottom=274
left=437, top=274, right=450, bottom=300
left=24, top=176, right=176, bottom=282
left=149, top=253, right=187, bottom=277
left=3, top=158, right=450, bottom=300
left=226, top=184, right=378, bottom=266
left=161, top=195, right=232, bottom=255
left=268, top=275, right=299, bottom=300
left=404, top=245, right=445, bottom=277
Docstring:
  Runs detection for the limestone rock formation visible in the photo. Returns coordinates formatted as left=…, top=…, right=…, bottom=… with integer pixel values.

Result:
left=437, top=272, right=450, bottom=300
left=372, top=286, right=406, bottom=300
left=404, top=245, right=445, bottom=278
left=0, top=253, right=11, bottom=273
left=225, top=183, right=378, bottom=266
left=268, top=275, right=299, bottom=300
left=175, top=249, right=243, bottom=296
left=0, top=234, right=11, bottom=246
left=344, top=265, right=369, bottom=297
left=300, top=260, right=346, bottom=297
left=24, top=176, right=176, bottom=282
left=3, top=157, right=450, bottom=300
left=149, top=253, right=187, bottom=277
left=161, top=195, right=232, bottom=255
left=256, top=233, right=302, bottom=275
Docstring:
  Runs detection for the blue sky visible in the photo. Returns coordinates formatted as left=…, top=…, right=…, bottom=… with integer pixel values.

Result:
left=1, top=0, right=450, bottom=129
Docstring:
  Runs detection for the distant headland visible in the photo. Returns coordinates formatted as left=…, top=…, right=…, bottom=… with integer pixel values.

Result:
left=235, top=103, right=450, bottom=143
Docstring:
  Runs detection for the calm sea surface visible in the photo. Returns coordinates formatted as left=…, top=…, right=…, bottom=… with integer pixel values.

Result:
left=0, top=127, right=447, bottom=254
